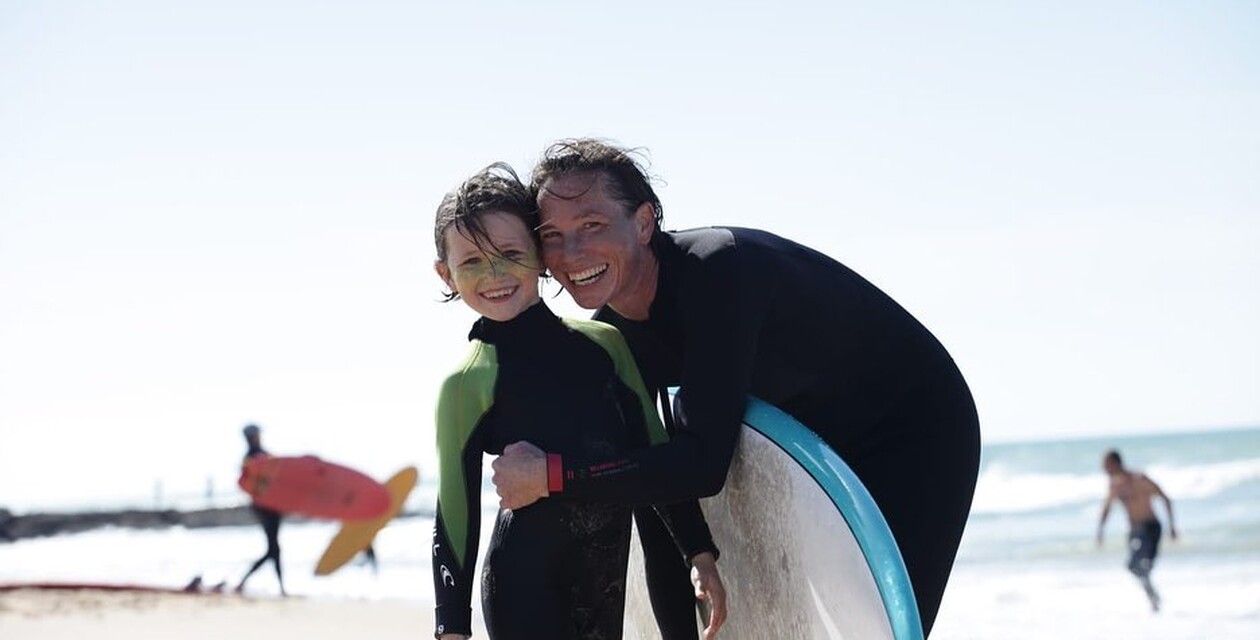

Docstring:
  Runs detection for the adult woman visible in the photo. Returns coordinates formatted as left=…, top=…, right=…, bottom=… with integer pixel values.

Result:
left=492, top=139, right=981, bottom=636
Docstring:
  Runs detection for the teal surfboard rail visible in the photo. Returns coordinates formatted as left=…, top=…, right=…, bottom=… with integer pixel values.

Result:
left=743, top=396, right=924, bottom=640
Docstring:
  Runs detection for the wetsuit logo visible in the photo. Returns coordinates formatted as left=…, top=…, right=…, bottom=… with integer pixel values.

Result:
left=440, top=565, right=456, bottom=587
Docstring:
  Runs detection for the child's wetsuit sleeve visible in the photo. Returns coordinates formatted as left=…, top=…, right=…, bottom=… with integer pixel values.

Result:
left=432, top=342, right=497, bottom=638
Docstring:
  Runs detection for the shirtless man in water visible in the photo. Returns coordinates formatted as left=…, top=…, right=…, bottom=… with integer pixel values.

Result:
left=1096, top=449, right=1177, bottom=611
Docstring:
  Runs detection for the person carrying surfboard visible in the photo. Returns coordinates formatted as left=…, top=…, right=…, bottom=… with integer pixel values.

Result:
left=430, top=163, right=726, bottom=640
left=234, top=423, right=287, bottom=597
left=491, top=138, right=982, bottom=637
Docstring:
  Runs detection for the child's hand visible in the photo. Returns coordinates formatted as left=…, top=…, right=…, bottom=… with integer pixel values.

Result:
left=492, top=441, right=549, bottom=509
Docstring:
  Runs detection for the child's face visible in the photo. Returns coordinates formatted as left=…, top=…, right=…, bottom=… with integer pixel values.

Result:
left=436, top=211, right=542, bottom=322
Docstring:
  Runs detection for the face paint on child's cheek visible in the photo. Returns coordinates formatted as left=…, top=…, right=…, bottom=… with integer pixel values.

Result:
left=492, top=250, right=542, bottom=279
left=448, top=264, right=484, bottom=293
left=448, top=250, right=541, bottom=288
left=450, top=258, right=494, bottom=282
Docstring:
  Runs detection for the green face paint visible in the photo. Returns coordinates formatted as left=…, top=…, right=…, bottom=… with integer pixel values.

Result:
left=448, top=247, right=541, bottom=289
left=439, top=212, right=546, bottom=322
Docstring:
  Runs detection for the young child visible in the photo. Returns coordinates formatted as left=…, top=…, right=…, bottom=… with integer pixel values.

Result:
left=430, top=163, right=721, bottom=639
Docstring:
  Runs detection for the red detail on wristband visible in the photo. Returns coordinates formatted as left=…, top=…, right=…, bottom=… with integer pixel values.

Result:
left=547, top=453, right=564, bottom=493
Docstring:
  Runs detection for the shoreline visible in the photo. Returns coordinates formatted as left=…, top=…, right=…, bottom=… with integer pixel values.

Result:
left=0, top=507, right=431, bottom=543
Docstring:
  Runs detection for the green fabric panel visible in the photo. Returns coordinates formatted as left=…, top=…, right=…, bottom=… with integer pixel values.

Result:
left=434, top=340, right=497, bottom=569
left=563, top=318, right=669, bottom=445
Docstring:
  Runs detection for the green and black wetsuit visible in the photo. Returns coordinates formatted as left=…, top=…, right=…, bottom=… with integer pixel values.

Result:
left=431, top=302, right=716, bottom=639
left=550, top=227, right=981, bottom=636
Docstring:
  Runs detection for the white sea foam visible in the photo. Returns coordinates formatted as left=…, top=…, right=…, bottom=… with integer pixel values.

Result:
left=0, top=519, right=439, bottom=603
left=970, top=457, right=1260, bottom=516
left=1144, top=458, right=1260, bottom=500
left=932, top=555, right=1260, bottom=640
left=970, top=462, right=1103, bottom=515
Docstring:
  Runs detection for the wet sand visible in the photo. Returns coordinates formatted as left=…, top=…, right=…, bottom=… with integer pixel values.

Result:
left=0, top=587, right=488, bottom=640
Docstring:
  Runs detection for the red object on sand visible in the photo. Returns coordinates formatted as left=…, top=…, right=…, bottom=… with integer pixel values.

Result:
left=237, top=455, right=390, bottom=521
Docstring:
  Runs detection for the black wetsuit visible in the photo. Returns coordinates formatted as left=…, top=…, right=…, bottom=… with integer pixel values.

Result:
left=431, top=302, right=717, bottom=639
left=239, top=444, right=283, bottom=590
left=546, top=227, right=981, bottom=636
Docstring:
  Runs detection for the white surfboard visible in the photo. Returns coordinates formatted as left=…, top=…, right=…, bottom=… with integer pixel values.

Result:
left=624, top=396, right=923, bottom=640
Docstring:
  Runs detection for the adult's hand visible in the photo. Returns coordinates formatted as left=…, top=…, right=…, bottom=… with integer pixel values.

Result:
left=491, top=441, right=549, bottom=509
left=690, top=551, right=727, bottom=638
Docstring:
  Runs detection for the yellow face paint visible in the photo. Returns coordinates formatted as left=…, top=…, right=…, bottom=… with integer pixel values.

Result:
left=448, top=248, right=541, bottom=285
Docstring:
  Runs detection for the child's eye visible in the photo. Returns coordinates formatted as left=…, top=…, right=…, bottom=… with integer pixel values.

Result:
left=502, top=250, right=525, bottom=260
left=460, top=256, right=482, bottom=268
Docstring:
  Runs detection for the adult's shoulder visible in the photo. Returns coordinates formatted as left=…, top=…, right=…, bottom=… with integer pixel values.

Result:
left=663, top=226, right=802, bottom=261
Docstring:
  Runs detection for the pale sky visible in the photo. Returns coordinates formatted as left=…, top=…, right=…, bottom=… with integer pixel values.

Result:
left=2, top=1, right=1257, bottom=510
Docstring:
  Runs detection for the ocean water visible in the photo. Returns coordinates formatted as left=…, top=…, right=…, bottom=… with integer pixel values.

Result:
left=2, top=427, right=1257, bottom=638
left=932, top=426, right=1260, bottom=639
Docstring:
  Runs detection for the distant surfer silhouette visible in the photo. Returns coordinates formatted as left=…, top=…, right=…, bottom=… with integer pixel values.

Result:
left=1096, top=449, right=1177, bottom=611
left=235, top=423, right=287, bottom=596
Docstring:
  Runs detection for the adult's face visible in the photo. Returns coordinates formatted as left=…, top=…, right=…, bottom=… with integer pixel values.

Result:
left=1102, top=457, right=1121, bottom=475
left=536, top=174, right=657, bottom=314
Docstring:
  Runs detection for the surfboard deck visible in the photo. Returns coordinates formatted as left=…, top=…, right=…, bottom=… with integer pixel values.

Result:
left=238, top=455, right=390, bottom=521
left=623, top=396, right=923, bottom=640
left=313, top=465, right=419, bottom=576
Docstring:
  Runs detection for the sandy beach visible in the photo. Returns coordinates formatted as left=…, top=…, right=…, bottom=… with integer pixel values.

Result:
left=0, top=587, right=488, bottom=640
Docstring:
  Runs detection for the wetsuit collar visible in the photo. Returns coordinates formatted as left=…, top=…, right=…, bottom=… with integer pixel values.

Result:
left=644, top=231, right=682, bottom=323
left=469, top=301, right=559, bottom=345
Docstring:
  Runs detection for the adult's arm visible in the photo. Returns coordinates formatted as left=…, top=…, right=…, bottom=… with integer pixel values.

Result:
left=496, top=244, right=767, bottom=506
left=1148, top=475, right=1177, bottom=540
left=1095, top=487, right=1115, bottom=546
left=574, top=318, right=723, bottom=556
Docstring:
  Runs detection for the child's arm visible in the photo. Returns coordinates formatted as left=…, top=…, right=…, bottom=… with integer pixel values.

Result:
left=432, top=347, right=497, bottom=639
left=432, top=451, right=483, bottom=638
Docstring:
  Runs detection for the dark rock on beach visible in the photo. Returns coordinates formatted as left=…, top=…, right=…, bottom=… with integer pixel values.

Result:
left=0, top=505, right=259, bottom=543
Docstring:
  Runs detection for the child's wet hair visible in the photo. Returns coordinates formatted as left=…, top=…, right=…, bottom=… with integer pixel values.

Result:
left=434, top=162, right=539, bottom=302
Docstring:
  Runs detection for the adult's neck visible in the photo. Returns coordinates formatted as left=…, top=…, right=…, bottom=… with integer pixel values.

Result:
left=607, top=246, right=659, bottom=321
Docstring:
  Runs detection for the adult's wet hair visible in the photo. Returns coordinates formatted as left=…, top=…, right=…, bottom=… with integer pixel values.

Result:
left=530, top=138, right=664, bottom=231
left=1104, top=449, right=1123, bottom=465
left=434, top=162, right=538, bottom=302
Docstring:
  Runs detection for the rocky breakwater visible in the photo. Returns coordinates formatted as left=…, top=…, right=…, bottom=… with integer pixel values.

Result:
left=0, top=505, right=259, bottom=542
